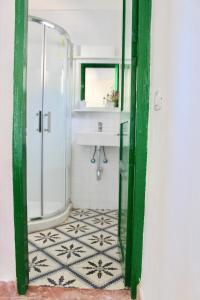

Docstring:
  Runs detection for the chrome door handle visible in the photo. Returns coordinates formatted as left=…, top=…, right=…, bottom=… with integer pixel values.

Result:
left=44, top=112, right=51, bottom=132
left=36, top=110, right=42, bottom=132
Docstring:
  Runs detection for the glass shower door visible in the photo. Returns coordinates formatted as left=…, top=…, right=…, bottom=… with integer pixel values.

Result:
left=27, top=18, right=71, bottom=221
left=42, top=27, right=68, bottom=216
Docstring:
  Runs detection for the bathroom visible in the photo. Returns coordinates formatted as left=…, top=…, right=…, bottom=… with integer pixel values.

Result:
left=2, top=0, right=200, bottom=300
left=27, top=0, right=123, bottom=290
left=11, top=0, right=151, bottom=297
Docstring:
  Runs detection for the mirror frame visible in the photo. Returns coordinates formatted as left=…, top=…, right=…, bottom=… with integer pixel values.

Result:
left=80, top=63, right=119, bottom=105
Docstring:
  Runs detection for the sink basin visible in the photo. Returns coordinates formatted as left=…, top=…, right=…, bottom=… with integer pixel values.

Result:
left=76, top=131, right=120, bottom=147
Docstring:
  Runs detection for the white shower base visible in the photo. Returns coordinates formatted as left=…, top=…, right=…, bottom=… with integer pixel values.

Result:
left=28, top=202, right=73, bottom=233
left=28, top=201, right=67, bottom=220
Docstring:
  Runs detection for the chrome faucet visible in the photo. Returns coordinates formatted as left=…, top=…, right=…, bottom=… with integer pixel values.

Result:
left=98, top=122, right=103, bottom=132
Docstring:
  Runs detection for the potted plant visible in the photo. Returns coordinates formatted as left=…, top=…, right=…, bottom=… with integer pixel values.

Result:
left=103, top=90, right=119, bottom=108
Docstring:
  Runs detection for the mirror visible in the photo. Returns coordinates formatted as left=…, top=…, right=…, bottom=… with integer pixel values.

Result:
left=81, top=63, right=119, bottom=108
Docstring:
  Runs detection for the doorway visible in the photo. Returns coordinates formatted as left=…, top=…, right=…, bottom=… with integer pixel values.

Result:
left=13, top=0, right=151, bottom=298
left=26, top=7, right=124, bottom=290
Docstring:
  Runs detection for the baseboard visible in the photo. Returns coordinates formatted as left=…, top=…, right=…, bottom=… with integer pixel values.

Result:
left=136, top=284, right=144, bottom=300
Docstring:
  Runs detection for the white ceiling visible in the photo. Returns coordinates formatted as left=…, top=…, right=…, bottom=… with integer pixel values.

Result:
left=29, top=10, right=122, bottom=47
left=29, top=0, right=122, bottom=11
left=29, top=0, right=122, bottom=49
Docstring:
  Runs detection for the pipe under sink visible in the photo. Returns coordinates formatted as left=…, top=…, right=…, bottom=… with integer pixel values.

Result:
left=97, top=122, right=103, bottom=180
left=96, top=146, right=102, bottom=180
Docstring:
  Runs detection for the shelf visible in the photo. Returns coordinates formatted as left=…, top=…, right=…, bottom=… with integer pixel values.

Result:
left=73, top=107, right=120, bottom=113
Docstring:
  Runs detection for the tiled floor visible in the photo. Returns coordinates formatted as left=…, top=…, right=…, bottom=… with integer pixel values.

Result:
left=29, top=209, right=125, bottom=290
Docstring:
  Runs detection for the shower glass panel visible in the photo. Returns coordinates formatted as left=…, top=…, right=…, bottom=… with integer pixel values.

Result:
left=43, top=27, right=68, bottom=216
left=27, top=17, right=72, bottom=222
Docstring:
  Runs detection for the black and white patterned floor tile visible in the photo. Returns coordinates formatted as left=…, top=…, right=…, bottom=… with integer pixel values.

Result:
left=29, top=209, right=124, bottom=289
left=104, top=225, right=118, bottom=236
left=78, top=230, right=118, bottom=252
left=29, top=228, right=70, bottom=249
left=29, top=251, right=61, bottom=281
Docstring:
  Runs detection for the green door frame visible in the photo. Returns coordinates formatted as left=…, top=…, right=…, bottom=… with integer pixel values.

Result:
left=129, top=0, right=152, bottom=298
left=12, top=0, right=151, bottom=297
left=13, top=0, right=29, bottom=295
left=131, top=0, right=151, bottom=299
left=118, top=0, right=152, bottom=299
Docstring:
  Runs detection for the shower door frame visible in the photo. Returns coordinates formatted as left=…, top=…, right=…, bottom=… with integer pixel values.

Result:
left=27, top=16, right=72, bottom=221
left=13, top=0, right=151, bottom=297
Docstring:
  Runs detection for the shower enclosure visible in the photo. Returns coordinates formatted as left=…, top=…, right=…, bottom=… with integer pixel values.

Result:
left=27, top=17, right=73, bottom=231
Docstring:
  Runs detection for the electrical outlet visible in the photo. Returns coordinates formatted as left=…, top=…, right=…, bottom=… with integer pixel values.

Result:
left=154, top=90, right=163, bottom=111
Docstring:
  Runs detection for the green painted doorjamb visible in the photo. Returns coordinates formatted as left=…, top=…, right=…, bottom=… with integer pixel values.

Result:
left=124, top=0, right=139, bottom=287
left=13, top=0, right=29, bottom=295
left=130, top=0, right=152, bottom=298
left=118, top=0, right=139, bottom=287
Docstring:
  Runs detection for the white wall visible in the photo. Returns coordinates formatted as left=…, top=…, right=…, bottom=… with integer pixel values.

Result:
left=140, top=1, right=200, bottom=300
left=0, top=0, right=16, bottom=281
left=70, top=47, right=121, bottom=210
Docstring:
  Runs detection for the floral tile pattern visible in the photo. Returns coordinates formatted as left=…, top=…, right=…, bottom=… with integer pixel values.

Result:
left=70, top=254, right=123, bottom=288
left=57, top=221, right=97, bottom=238
left=44, top=239, right=96, bottom=266
left=29, top=229, right=70, bottom=249
left=79, top=230, right=118, bottom=251
left=29, top=209, right=124, bottom=289
left=84, top=216, right=117, bottom=230
left=70, top=209, right=99, bottom=220
left=31, top=269, right=91, bottom=289
left=29, top=251, right=61, bottom=280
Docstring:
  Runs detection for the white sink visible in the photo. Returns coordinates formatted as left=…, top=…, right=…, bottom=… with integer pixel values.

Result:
left=76, top=131, right=120, bottom=147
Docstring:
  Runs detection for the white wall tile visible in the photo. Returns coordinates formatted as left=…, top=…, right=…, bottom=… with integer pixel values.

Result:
left=71, top=112, right=120, bottom=209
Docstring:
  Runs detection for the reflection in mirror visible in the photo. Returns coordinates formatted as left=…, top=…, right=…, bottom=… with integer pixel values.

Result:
left=81, top=64, right=119, bottom=108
